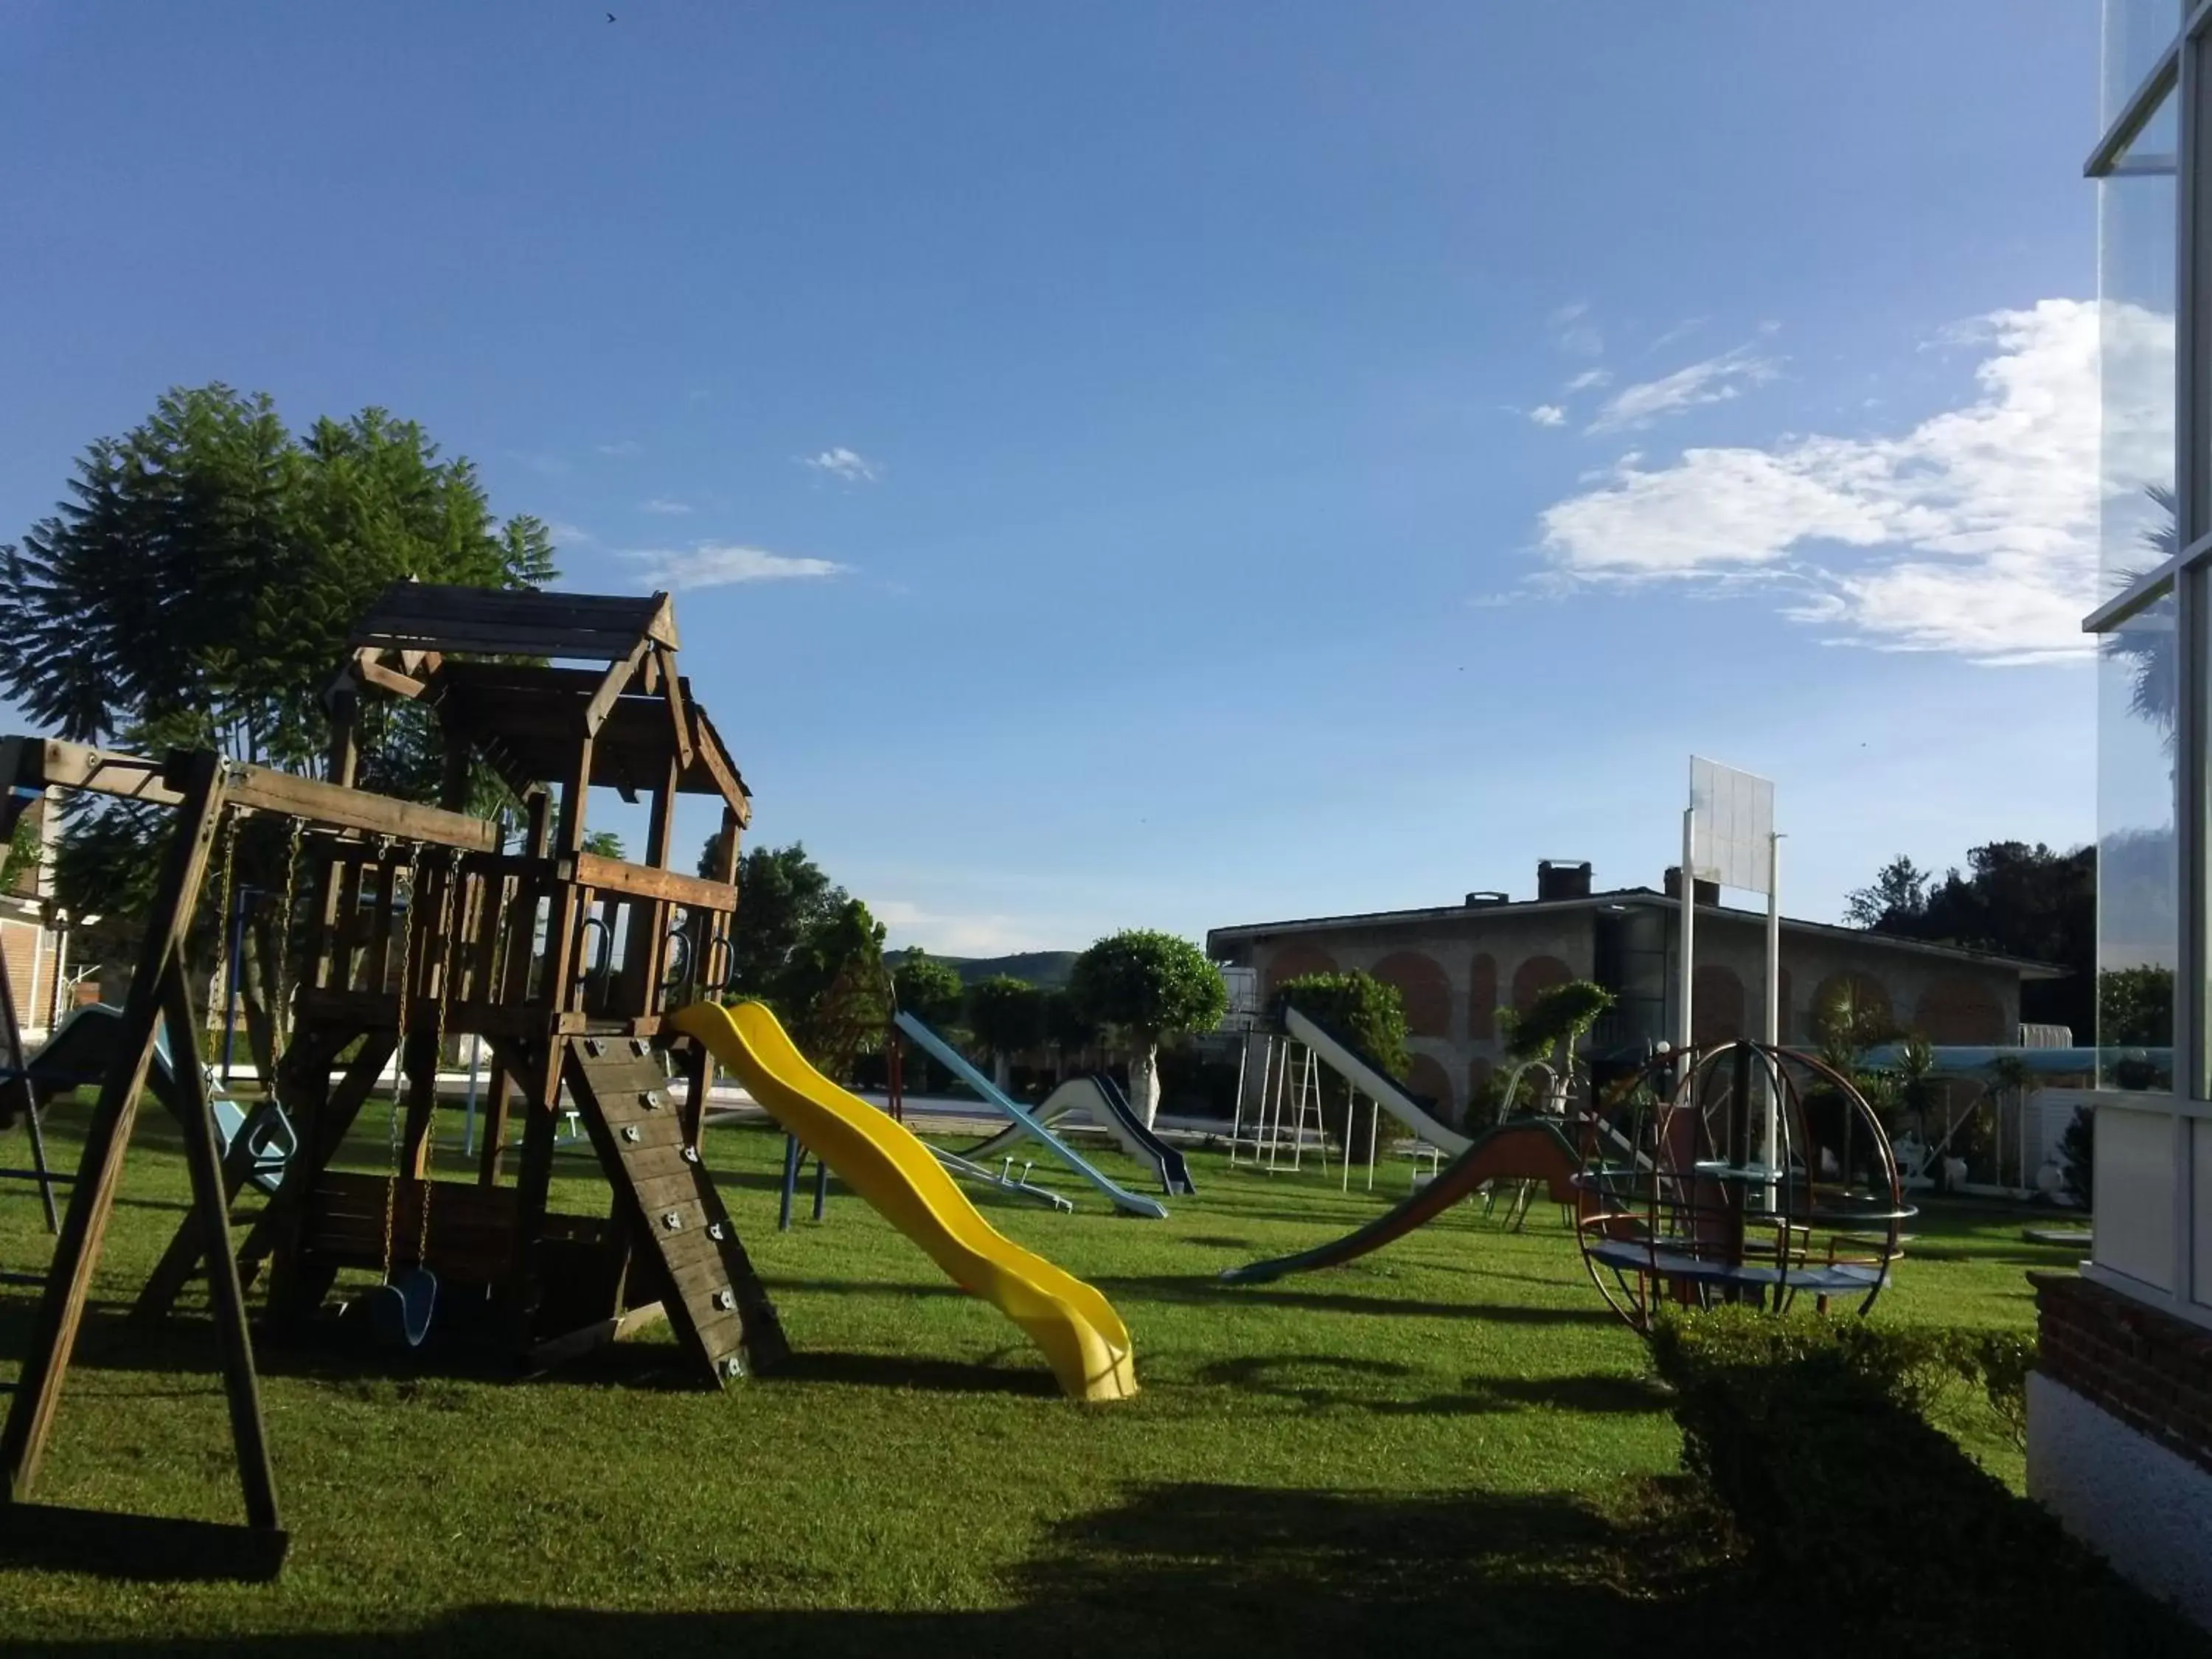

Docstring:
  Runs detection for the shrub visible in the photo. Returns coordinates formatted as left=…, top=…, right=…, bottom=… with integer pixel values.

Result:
left=1648, top=1310, right=2202, bottom=1656
left=1269, top=970, right=1410, bottom=1079
left=1271, top=970, right=1409, bottom=1157
left=1497, top=978, right=1613, bottom=1068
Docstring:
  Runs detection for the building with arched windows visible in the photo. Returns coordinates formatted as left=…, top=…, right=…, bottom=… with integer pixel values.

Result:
left=1206, top=858, right=2054, bottom=1128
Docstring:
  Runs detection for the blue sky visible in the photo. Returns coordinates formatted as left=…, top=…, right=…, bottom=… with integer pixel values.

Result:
left=0, top=2, right=2105, bottom=956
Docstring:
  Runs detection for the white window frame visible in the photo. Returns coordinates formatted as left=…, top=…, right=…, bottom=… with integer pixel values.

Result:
left=2080, top=1, right=2212, bottom=1326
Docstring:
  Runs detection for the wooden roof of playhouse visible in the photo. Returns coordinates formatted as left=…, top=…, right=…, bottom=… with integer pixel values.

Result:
left=339, top=582, right=749, bottom=824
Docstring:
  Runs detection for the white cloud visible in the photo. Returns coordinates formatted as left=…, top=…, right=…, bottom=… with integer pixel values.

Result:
left=624, top=543, right=846, bottom=589
left=597, top=439, right=642, bottom=457
left=1528, top=405, right=1567, bottom=428
left=801, top=445, right=881, bottom=484
left=640, top=498, right=692, bottom=515
left=1548, top=301, right=1603, bottom=358
left=874, top=898, right=1053, bottom=956
left=1646, top=316, right=1709, bottom=353
left=1563, top=369, right=1611, bottom=394
left=1586, top=344, right=1781, bottom=433
left=547, top=520, right=593, bottom=545
left=1533, top=297, right=2173, bottom=664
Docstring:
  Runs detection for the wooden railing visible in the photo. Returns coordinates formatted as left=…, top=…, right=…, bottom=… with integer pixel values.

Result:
left=303, top=841, right=737, bottom=1030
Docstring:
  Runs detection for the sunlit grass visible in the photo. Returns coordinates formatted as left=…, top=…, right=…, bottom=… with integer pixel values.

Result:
left=0, top=1096, right=2070, bottom=1654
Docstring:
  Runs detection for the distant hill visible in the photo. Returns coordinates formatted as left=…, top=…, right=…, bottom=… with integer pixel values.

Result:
left=930, top=950, right=1080, bottom=989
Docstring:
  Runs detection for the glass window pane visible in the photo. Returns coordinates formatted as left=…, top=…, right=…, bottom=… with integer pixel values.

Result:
left=2100, top=88, right=2177, bottom=594
left=2104, top=0, right=2185, bottom=126
left=2098, top=587, right=2177, bottom=1090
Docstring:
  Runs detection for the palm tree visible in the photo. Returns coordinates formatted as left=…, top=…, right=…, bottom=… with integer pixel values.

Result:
left=2103, top=484, right=2177, bottom=751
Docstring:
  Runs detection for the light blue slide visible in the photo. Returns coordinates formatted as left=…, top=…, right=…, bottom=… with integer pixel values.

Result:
left=24, top=1004, right=297, bottom=1193
left=892, top=1011, right=1169, bottom=1219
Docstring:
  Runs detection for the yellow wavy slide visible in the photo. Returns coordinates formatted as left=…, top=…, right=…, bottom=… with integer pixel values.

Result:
left=669, top=1000, right=1137, bottom=1402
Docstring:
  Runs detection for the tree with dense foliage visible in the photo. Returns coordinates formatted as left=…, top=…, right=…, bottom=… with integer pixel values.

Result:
left=2098, top=964, right=2173, bottom=1050
left=0, top=810, right=40, bottom=898
left=1269, top=968, right=1408, bottom=1159
left=684, top=837, right=892, bottom=1072
left=0, top=384, right=556, bottom=1080
left=967, top=975, right=1046, bottom=1090
left=1069, top=930, right=1227, bottom=1127
left=1843, top=841, right=2095, bottom=1039
left=1500, top=980, right=1614, bottom=1069
left=1042, top=988, right=1100, bottom=1072
left=888, top=950, right=966, bottom=1030
left=782, top=898, right=890, bottom=1080
left=695, top=840, right=850, bottom=1006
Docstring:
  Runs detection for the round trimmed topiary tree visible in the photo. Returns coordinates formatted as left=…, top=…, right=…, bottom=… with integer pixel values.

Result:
left=1069, top=931, right=1227, bottom=1127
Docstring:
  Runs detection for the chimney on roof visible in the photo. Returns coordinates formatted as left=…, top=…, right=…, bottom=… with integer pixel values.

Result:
left=1663, top=866, right=1720, bottom=906
left=1537, top=860, right=1592, bottom=902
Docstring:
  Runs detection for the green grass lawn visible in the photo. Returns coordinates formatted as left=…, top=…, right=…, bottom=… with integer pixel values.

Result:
left=0, top=1099, right=2078, bottom=1656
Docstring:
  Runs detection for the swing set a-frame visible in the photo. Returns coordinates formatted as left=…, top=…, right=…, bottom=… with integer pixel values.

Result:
left=0, top=582, right=790, bottom=1579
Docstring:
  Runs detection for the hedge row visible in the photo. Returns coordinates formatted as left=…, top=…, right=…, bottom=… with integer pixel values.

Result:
left=1649, top=1310, right=2208, bottom=1658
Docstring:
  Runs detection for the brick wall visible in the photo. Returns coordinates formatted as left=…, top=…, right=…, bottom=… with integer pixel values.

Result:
left=2034, top=1270, right=2212, bottom=1479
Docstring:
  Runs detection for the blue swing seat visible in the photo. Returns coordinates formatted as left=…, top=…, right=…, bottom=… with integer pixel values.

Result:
left=364, top=1267, right=438, bottom=1349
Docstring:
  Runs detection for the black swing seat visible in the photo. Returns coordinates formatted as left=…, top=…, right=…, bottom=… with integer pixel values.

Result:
left=360, top=1267, right=439, bottom=1349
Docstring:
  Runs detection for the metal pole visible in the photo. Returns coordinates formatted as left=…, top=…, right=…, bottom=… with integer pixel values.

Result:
left=1677, top=805, right=1696, bottom=1055
left=778, top=1133, right=800, bottom=1231
left=27, top=919, right=44, bottom=1043
left=462, top=1035, right=483, bottom=1158
left=1764, top=831, right=1783, bottom=1172
left=1229, top=1030, right=1251, bottom=1161
left=45, top=916, right=66, bottom=1036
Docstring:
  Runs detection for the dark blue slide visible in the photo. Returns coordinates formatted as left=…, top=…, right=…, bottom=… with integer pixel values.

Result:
left=1088, top=1073, right=1196, bottom=1196
left=967, top=1073, right=1196, bottom=1197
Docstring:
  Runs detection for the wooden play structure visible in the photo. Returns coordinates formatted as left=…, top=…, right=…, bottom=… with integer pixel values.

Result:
left=0, top=583, right=791, bottom=1576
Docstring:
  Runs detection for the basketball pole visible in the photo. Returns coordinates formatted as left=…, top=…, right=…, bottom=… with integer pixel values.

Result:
left=1677, top=804, right=1696, bottom=1056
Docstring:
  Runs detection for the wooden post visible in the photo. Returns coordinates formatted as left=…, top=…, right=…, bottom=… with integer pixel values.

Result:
left=0, top=750, right=226, bottom=1500
left=507, top=737, right=591, bottom=1355
left=476, top=1059, right=512, bottom=1186
left=158, top=958, right=281, bottom=1531
left=237, top=1029, right=395, bottom=1304
left=0, top=900, right=56, bottom=1230
left=501, top=1036, right=563, bottom=1351
left=133, top=1021, right=347, bottom=1320
left=326, top=686, right=360, bottom=790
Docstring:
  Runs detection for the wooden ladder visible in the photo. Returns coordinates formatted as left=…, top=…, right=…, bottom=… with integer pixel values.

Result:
left=563, top=1037, right=787, bottom=1385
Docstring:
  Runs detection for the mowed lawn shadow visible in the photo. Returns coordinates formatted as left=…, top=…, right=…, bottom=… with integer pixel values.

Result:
left=22, top=1478, right=1749, bottom=1659
left=1093, top=1273, right=1613, bottom=1325
left=1192, top=1354, right=1669, bottom=1419
left=764, top=1348, right=1058, bottom=1397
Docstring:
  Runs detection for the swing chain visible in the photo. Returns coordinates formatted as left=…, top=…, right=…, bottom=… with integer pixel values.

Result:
left=417, top=849, right=462, bottom=1267
left=271, top=815, right=305, bottom=1047
left=380, top=844, right=422, bottom=1286
left=210, top=810, right=238, bottom=1022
